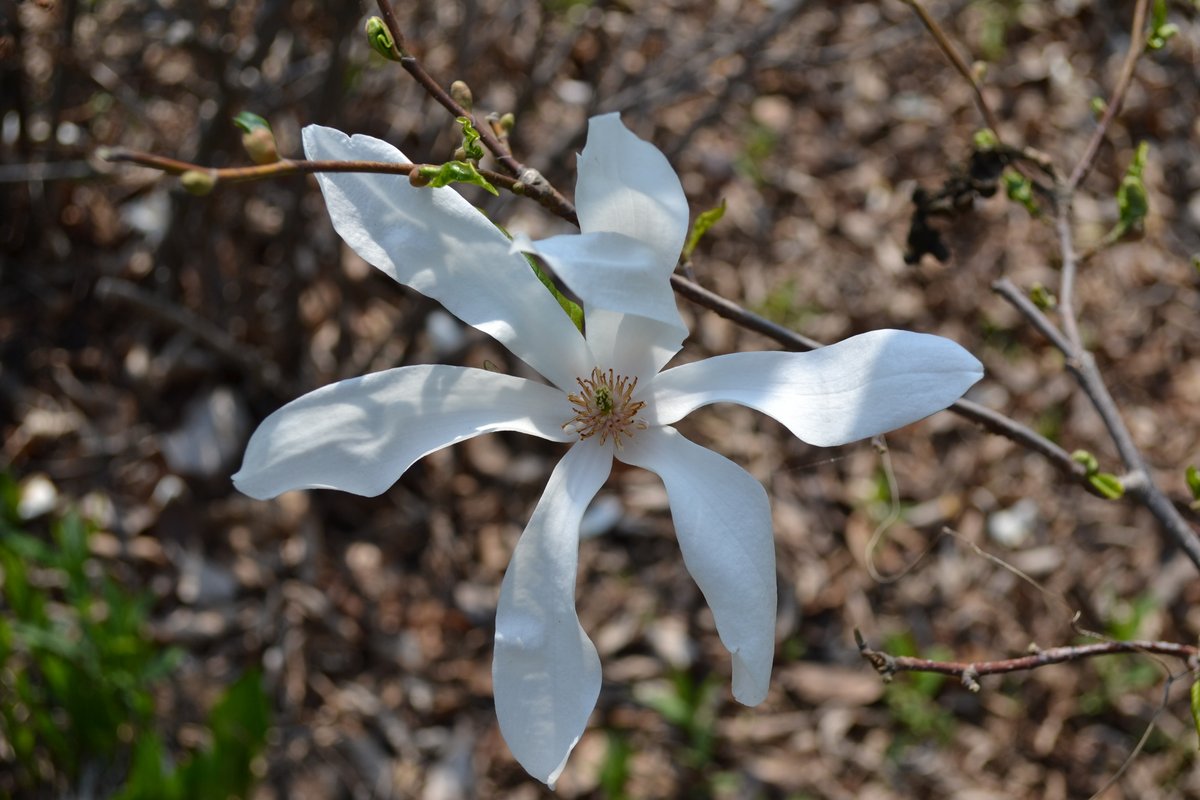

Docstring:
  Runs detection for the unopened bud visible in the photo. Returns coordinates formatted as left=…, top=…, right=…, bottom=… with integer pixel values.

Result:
left=365, top=17, right=402, bottom=61
left=232, top=112, right=279, bottom=164
left=241, top=127, right=279, bottom=165
left=409, top=167, right=432, bottom=188
left=450, top=80, right=473, bottom=112
left=180, top=170, right=217, bottom=195
left=498, top=112, right=515, bottom=134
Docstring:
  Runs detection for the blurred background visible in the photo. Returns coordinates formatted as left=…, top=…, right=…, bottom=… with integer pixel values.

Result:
left=2, top=0, right=1199, bottom=797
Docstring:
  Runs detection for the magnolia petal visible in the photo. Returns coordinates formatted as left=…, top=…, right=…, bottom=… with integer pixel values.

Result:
left=233, top=365, right=572, bottom=499
left=511, top=231, right=686, bottom=338
left=574, top=114, right=690, bottom=274
left=302, top=125, right=592, bottom=391
left=494, top=439, right=612, bottom=787
left=617, top=426, right=776, bottom=705
left=584, top=308, right=686, bottom=381
left=646, top=330, right=984, bottom=447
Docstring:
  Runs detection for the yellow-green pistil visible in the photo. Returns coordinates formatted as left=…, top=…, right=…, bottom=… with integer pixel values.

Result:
left=565, top=367, right=647, bottom=447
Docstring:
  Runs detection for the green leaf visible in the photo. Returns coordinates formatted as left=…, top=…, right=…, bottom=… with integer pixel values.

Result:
left=528, top=257, right=584, bottom=332
left=1116, top=142, right=1149, bottom=229
left=418, top=161, right=498, bottom=196
left=1088, top=472, right=1125, bottom=500
left=1002, top=169, right=1039, bottom=215
left=456, top=116, right=485, bottom=162
left=682, top=200, right=726, bottom=259
left=1147, top=0, right=1178, bottom=50
left=1192, top=676, right=1200, bottom=750
left=231, top=112, right=271, bottom=135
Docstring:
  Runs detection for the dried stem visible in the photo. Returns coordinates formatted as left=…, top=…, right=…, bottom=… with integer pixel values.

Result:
left=994, top=273, right=1200, bottom=568
left=373, top=0, right=578, bottom=223
left=901, top=0, right=1002, bottom=136
left=1066, top=0, right=1150, bottom=192
left=856, top=629, right=1199, bottom=685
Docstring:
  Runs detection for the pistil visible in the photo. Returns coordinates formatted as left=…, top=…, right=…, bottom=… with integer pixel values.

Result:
left=565, top=367, right=647, bottom=447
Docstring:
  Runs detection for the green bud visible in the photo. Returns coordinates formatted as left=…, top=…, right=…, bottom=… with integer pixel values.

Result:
left=498, top=113, right=516, bottom=134
left=450, top=80, right=473, bottom=111
left=365, top=16, right=402, bottom=61
left=1090, top=96, right=1107, bottom=118
left=1029, top=282, right=1057, bottom=311
left=972, top=128, right=999, bottom=151
left=408, top=168, right=432, bottom=188
left=180, top=170, right=217, bottom=195
left=1186, top=465, right=1200, bottom=510
left=1088, top=473, right=1124, bottom=500
left=1071, top=449, right=1099, bottom=475
left=241, top=127, right=279, bottom=165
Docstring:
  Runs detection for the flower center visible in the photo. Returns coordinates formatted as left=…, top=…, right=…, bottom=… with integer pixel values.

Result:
left=565, top=367, right=647, bottom=447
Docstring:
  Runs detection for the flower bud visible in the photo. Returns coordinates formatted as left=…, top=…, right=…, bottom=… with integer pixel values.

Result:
left=241, top=127, right=279, bottom=165
left=450, top=80, right=473, bottom=112
left=365, top=16, right=402, bottom=61
left=180, top=170, right=217, bottom=195
left=409, top=168, right=432, bottom=188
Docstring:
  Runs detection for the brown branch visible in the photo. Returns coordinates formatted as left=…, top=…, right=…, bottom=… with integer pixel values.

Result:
left=1066, top=0, right=1151, bottom=192
left=373, top=0, right=578, bottom=224
left=901, top=0, right=1002, bottom=136
left=856, top=629, right=1200, bottom=688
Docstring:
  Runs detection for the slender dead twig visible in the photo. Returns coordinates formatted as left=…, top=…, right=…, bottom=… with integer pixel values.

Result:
left=901, top=0, right=1002, bottom=137
left=994, top=275, right=1200, bottom=568
left=373, top=0, right=579, bottom=225
left=1066, top=0, right=1150, bottom=192
left=856, top=629, right=1199, bottom=687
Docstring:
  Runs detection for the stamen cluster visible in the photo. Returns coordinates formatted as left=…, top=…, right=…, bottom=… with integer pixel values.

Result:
left=565, top=367, right=647, bottom=447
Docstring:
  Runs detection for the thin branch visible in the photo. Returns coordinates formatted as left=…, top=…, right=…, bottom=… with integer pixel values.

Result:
left=991, top=278, right=1075, bottom=356
left=1066, top=0, right=1151, bottom=192
left=994, top=273, right=1200, bottom=567
left=374, top=0, right=578, bottom=222
left=95, top=277, right=290, bottom=398
left=856, top=629, right=1199, bottom=685
left=901, top=0, right=1002, bottom=136
left=1055, top=198, right=1085, bottom=349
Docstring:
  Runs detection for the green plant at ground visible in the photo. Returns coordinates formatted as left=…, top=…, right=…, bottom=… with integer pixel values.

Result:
left=0, top=473, right=269, bottom=798
left=881, top=633, right=957, bottom=754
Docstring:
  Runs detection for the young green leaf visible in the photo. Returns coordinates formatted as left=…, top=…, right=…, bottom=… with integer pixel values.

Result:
left=1186, top=465, right=1200, bottom=509
left=682, top=200, right=726, bottom=259
left=456, top=116, right=485, bottom=162
left=231, top=112, right=271, bottom=135
left=417, top=161, right=498, bottom=196
left=1191, top=676, right=1200, bottom=750
left=1147, top=0, right=1178, bottom=51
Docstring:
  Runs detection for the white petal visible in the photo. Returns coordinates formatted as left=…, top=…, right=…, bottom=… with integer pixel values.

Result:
left=617, top=426, right=776, bottom=705
left=584, top=308, right=685, bottom=381
left=302, top=125, right=592, bottom=391
left=575, top=114, right=690, bottom=273
left=494, top=440, right=612, bottom=786
left=512, top=231, right=686, bottom=337
left=511, top=231, right=687, bottom=376
left=647, top=330, right=984, bottom=446
left=233, top=365, right=571, bottom=499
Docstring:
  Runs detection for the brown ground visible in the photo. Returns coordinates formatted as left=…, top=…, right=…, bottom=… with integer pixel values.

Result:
left=3, top=0, right=1200, bottom=798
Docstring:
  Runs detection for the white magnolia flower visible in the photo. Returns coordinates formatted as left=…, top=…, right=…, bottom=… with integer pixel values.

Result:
left=234, top=114, right=983, bottom=786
